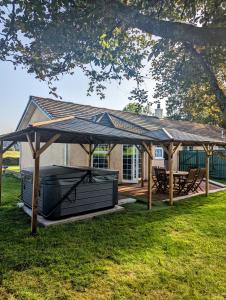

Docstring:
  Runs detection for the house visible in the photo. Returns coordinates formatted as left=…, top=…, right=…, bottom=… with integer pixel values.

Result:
left=17, top=96, right=225, bottom=183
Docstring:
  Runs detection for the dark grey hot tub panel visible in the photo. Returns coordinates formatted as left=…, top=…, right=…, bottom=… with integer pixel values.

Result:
left=21, top=166, right=118, bottom=220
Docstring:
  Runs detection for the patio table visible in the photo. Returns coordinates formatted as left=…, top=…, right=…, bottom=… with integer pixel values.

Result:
left=166, top=171, right=189, bottom=188
left=166, top=171, right=188, bottom=177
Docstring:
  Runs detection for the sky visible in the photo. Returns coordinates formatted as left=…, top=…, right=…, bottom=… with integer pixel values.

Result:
left=0, top=60, right=158, bottom=134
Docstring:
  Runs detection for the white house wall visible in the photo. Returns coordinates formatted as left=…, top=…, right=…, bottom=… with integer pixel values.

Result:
left=20, top=107, right=65, bottom=169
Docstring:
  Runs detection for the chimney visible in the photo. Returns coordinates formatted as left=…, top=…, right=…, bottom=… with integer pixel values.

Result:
left=155, top=103, right=163, bottom=119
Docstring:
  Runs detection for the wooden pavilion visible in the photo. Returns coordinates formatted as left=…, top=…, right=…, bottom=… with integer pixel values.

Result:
left=0, top=115, right=226, bottom=234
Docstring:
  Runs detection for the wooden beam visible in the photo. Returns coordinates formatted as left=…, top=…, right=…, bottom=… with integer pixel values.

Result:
left=79, top=144, right=89, bottom=155
left=202, top=144, right=211, bottom=197
left=202, top=144, right=209, bottom=154
left=88, top=144, right=92, bottom=167
left=107, top=144, right=116, bottom=156
left=205, top=152, right=210, bottom=197
left=36, top=134, right=61, bottom=158
left=26, top=133, right=35, bottom=157
left=107, top=144, right=116, bottom=169
left=141, top=149, right=145, bottom=188
left=173, top=143, right=182, bottom=155
left=142, top=142, right=153, bottom=160
left=0, top=140, right=3, bottom=206
left=91, top=144, right=98, bottom=155
left=107, top=145, right=111, bottom=169
left=135, top=144, right=142, bottom=153
left=2, top=141, right=16, bottom=154
left=147, top=143, right=153, bottom=209
left=161, top=144, right=170, bottom=156
left=87, top=144, right=99, bottom=167
left=31, top=132, right=40, bottom=235
left=168, top=142, right=174, bottom=206
left=31, top=116, right=74, bottom=127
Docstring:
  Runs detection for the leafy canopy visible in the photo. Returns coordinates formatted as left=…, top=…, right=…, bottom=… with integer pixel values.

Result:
left=0, top=1, right=226, bottom=125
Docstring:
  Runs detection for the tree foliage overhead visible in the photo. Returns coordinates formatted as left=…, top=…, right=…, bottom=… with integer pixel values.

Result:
left=0, top=0, right=226, bottom=126
left=151, top=39, right=226, bottom=125
left=123, top=101, right=152, bottom=115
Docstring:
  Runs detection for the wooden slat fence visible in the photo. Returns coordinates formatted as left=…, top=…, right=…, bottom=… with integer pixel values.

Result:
left=179, top=150, right=226, bottom=179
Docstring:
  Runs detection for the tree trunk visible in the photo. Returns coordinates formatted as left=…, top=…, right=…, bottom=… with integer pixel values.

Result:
left=186, top=44, right=226, bottom=126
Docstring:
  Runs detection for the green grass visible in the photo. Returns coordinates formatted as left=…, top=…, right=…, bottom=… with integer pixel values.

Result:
left=0, top=175, right=226, bottom=300
left=212, top=178, right=226, bottom=185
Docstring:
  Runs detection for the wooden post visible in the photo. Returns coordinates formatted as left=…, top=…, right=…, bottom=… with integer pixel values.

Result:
left=205, top=146, right=210, bottom=197
left=0, top=140, right=3, bottom=206
left=107, top=144, right=116, bottom=169
left=202, top=144, right=212, bottom=197
left=147, top=143, right=153, bottom=210
left=31, top=132, right=40, bottom=235
left=108, top=145, right=111, bottom=169
left=141, top=149, right=145, bottom=187
left=168, top=142, right=174, bottom=206
left=89, top=144, right=92, bottom=167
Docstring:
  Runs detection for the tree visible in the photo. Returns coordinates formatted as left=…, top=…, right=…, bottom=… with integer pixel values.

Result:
left=0, top=1, right=226, bottom=125
left=150, top=40, right=226, bottom=125
left=123, top=101, right=152, bottom=115
left=123, top=102, right=143, bottom=114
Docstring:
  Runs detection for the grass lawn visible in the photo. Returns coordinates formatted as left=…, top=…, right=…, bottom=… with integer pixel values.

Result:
left=212, top=178, right=226, bottom=186
left=0, top=175, right=226, bottom=300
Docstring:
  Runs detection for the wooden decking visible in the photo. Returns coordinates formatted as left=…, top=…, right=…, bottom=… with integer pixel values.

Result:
left=118, top=180, right=223, bottom=203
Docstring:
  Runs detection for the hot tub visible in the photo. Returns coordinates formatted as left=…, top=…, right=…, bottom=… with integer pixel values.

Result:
left=21, top=165, right=118, bottom=220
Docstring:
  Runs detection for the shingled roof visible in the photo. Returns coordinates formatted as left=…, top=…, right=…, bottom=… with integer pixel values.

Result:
left=20, top=96, right=224, bottom=142
left=6, top=95, right=224, bottom=146
left=2, top=115, right=158, bottom=145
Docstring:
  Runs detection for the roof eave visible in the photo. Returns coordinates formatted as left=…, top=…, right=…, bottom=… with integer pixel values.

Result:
left=16, top=96, right=53, bottom=131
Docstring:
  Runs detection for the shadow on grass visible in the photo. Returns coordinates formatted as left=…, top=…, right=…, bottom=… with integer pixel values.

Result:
left=0, top=175, right=225, bottom=298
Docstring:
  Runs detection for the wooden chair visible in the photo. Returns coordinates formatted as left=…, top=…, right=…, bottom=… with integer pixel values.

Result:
left=154, top=167, right=168, bottom=193
left=176, top=168, right=198, bottom=195
left=192, top=168, right=206, bottom=192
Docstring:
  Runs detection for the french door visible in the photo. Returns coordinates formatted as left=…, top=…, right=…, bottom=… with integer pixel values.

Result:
left=123, top=145, right=141, bottom=183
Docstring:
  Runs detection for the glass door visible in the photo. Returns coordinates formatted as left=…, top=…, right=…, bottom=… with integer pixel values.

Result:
left=123, top=145, right=141, bottom=183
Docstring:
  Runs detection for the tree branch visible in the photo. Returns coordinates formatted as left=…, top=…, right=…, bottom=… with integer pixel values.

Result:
left=113, top=1, right=226, bottom=46
left=186, top=43, right=226, bottom=115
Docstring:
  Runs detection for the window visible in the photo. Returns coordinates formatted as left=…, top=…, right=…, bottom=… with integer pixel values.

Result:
left=123, top=145, right=133, bottom=180
left=155, top=147, right=164, bottom=159
left=92, top=144, right=109, bottom=169
left=122, top=145, right=141, bottom=181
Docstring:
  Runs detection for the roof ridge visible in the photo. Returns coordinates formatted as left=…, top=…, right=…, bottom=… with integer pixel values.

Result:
left=162, top=128, right=173, bottom=139
left=108, top=112, right=150, bottom=133
left=94, top=112, right=115, bottom=128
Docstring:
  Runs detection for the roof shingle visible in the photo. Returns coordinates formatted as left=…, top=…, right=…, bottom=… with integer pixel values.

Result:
left=30, top=96, right=224, bottom=141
